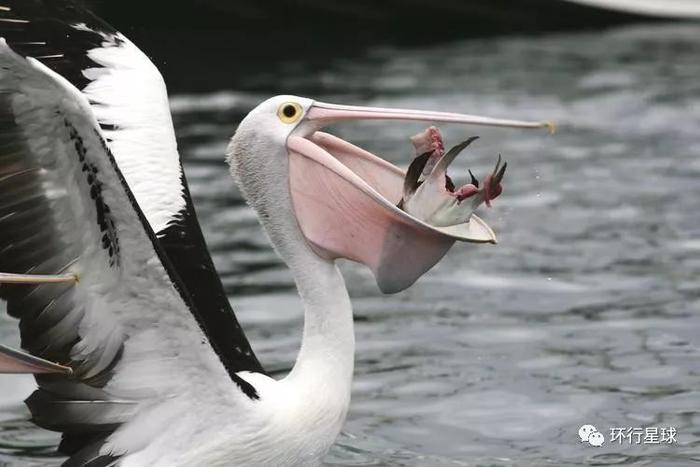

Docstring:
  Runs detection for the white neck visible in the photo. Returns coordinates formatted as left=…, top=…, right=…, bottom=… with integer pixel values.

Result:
left=285, top=253, right=355, bottom=390
left=228, top=129, right=356, bottom=395
left=269, top=240, right=355, bottom=464
left=227, top=125, right=356, bottom=465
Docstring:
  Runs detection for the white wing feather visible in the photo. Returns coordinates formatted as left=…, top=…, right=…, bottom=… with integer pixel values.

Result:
left=77, top=27, right=186, bottom=235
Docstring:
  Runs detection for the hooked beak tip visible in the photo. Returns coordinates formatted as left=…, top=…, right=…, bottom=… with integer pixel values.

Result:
left=487, top=225, right=498, bottom=244
left=545, top=121, right=558, bottom=135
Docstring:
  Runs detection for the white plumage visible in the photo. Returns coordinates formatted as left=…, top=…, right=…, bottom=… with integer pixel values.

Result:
left=73, top=24, right=186, bottom=235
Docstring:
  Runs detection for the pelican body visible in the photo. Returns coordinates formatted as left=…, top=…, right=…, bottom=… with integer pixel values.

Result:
left=0, top=1, right=550, bottom=465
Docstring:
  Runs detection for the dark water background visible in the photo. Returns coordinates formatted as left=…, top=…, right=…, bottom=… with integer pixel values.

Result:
left=2, top=22, right=700, bottom=466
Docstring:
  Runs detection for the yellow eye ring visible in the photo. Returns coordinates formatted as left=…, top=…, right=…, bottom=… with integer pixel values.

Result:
left=277, top=102, right=303, bottom=124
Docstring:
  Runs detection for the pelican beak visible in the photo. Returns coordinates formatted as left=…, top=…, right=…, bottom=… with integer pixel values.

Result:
left=287, top=101, right=551, bottom=294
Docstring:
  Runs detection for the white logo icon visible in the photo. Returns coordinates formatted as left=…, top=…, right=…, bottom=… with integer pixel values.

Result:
left=588, top=431, right=605, bottom=447
left=579, top=425, right=604, bottom=447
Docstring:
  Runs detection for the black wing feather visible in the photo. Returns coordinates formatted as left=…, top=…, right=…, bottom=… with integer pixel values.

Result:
left=0, top=0, right=265, bottom=379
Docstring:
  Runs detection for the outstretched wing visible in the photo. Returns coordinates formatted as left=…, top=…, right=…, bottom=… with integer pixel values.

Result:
left=0, top=0, right=265, bottom=377
left=0, top=38, right=255, bottom=464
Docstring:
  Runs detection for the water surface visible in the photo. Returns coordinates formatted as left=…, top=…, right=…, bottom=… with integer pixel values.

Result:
left=2, top=23, right=700, bottom=466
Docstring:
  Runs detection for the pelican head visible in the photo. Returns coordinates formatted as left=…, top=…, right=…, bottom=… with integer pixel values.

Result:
left=227, top=95, right=550, bottom=293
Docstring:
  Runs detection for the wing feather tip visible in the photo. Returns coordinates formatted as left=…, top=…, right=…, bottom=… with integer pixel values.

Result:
left=0, top=344, right=73, bottom=374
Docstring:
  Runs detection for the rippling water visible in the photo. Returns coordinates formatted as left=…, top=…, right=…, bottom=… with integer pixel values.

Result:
left=2, top=23, right=700, bottom=466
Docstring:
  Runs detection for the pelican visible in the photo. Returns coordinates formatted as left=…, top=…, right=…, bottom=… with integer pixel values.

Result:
left=0, top=1, right=551, bottom=466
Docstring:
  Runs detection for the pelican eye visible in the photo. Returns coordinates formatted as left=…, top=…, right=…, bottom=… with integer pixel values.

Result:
left=277, top=102, right=303, bottom=124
